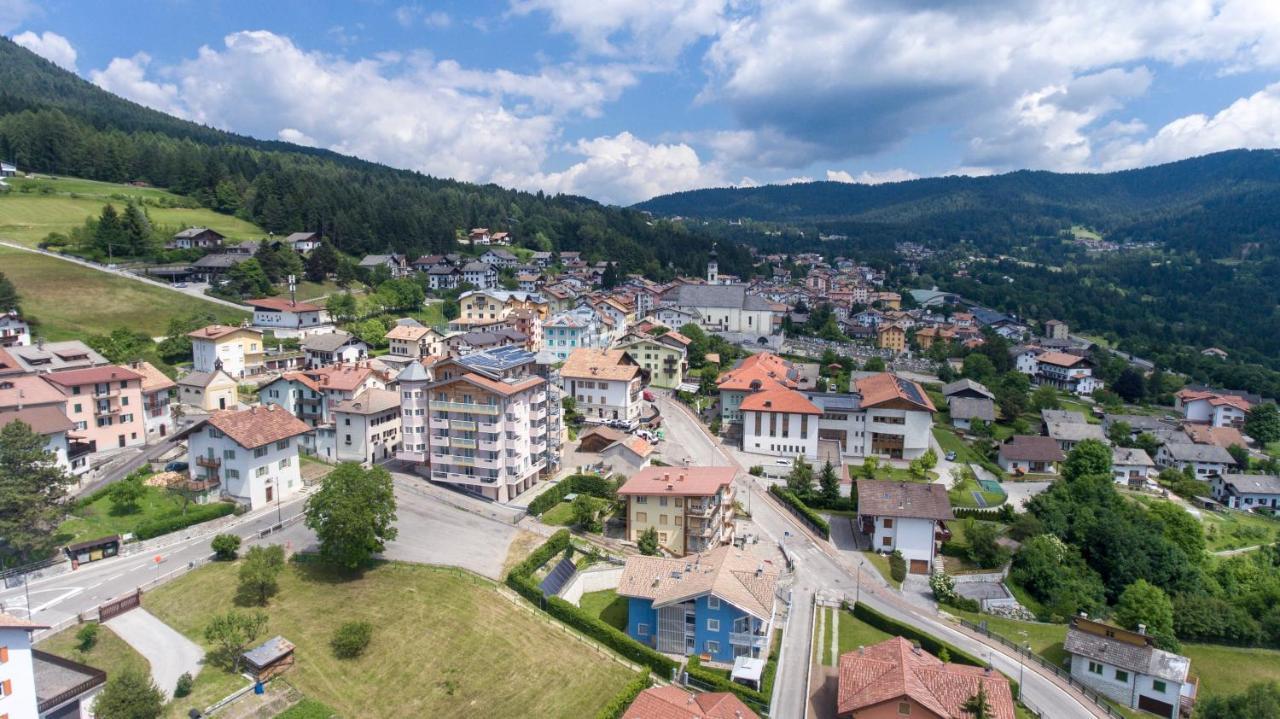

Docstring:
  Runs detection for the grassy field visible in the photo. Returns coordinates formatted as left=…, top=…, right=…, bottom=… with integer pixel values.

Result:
left=949, top=476, right=1007, bottom=508
left=540, top=497, right=610, bottom=527
left=144, top=559, right=633, bottom=719
left=0, top=176, right=264, bottom=247
left=37, top=622, right=151, bottom=678
left=859, top=550, right=902, bottom=590
left=270, top=280, right=342, bottom=304
left=1198, top=508, right=1280, bottom=552
left=0, top=245, right=247, bottom=340
left=579, top=589, right=628, bottom=631
left=58, top=485, right=190, bottom=545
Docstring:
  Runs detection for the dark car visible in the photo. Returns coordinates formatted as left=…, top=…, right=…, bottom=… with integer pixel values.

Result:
left=164, top=460, right=189, bottom=473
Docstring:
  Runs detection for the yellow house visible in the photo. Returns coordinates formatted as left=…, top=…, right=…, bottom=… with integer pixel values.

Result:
left=616, top=466, right=736, bottom=556
left=877, top=324, right=907, bottom=352
left=187, top=325, right=264, bottom=378
left=176, top=368, right=239, bottom=411
left=618, top=333, right=689, bottom=389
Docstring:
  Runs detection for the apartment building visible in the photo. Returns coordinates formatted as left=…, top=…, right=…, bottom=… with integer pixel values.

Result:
left=382, top=322, right=447, bottom=367
left=45, top=366, right=147, bottom=452
left=412, top=346, right=557, bottom=502
left=0, top=373, right=86, bottom=473
left=560, top=348, right=643, bottom=425
left=187, top=324, right=264, bottom=378
left=258, top=363, right=387, bottom=429
left=1175, top=388, right=1253, bottom=428
left=616, top=332, right=690, bottom=390
left=246, top=298, right=334, bottom=339
left=180, top=405, right=313, bottom=509
left=325, top=388, right=402, bottom=465
left=617, top=466, right=735, bottom=556
left=544, top=306, right=607, bottom=361
left=130, top=360, right=176, bottom=438
left=394, top=361, right=436, bottom=463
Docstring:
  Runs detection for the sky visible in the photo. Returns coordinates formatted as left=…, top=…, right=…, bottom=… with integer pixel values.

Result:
left=5, top=1, right=1280, bottom=206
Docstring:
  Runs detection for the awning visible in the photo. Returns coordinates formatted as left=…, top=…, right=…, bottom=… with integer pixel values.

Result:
left=731, top=656, right=765, bottom=687
left=675, top=382, right=700, bottom=393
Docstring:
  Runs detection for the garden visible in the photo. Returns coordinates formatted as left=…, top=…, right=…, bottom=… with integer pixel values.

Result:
left=57, top=469, right=236, bottom=546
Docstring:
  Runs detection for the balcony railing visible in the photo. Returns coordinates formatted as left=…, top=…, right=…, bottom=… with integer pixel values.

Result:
left=452, top=437, right=477, bottom=449
left=431, top=470, right=499, bottom=484
left=729, top=631, right=768, bottom=648
left=435, top=401, right=501, bottom=415
left=451, top=420, right=478, bottom=431
left=196, top=456, right=222, bottom=469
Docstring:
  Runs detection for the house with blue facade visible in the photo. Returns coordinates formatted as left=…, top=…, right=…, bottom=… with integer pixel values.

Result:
left=544, top=306, right=606, bottom=361
left=617, top=546, right=780, bottom=664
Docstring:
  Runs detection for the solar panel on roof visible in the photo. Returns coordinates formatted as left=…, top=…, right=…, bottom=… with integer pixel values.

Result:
left=539, top=557, right=577, bottom=597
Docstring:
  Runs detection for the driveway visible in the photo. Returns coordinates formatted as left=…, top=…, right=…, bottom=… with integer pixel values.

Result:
left=382, top=477, right=524, bottom=579
left=1001, top=480, right=1052, bottom=509
left=105, top=608, right=204, bottom=699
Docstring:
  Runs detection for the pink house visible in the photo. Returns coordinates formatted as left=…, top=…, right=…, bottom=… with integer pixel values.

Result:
left=44, top=366, right=147, bottom=452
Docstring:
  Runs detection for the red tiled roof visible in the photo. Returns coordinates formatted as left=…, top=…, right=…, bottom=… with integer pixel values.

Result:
left=0, top=406, right=75, bottom=435
left=739, top=388, right=821, bottom=415
left=205, top=405, right=313, bottom=449
left=855, top=373, right=936, bottom=412
left=621, top=686, right=760, bottom=719
left=561, top=349, right=641, bottom=381
left=838, top=637, right=1016, bottom=719
left=130, top=361, right=177, bottom=393
left=43, top=365, right=142, bottom=388
left=246, top=297, right=325, bottom=313
left=0, top=375, right=67, bottom=408
left=0, top=610, right=48, bottom=629
left=1035, top=351, right=1086, bottom=367
left=187, top=324, right=258, bottom=341
left=716, top=352, right=796, bottom=392
left=618, top=466, right=735, bottom=497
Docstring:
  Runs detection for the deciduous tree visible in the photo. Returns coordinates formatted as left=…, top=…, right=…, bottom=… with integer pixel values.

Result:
left=93, top=667, right=164, bottom=719
left=204, top=610, right=268, bottom=672
left=1114, top=579, right=1178, bottom=651
left=304, top=463, right=398, bottom=570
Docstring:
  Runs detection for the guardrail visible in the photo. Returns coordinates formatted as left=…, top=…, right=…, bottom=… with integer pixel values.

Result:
left=958, top=618, right=1126, bottom=718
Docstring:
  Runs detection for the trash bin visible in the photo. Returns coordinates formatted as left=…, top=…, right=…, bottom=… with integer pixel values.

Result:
left=254, top=681, right=265, bottom=695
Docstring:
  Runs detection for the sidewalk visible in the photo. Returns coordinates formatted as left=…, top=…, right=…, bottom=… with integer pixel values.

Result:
left=106, top=608, right=204, bottom=699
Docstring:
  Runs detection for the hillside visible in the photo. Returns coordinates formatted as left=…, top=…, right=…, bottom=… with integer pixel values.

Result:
left=0, top=37, right=751, bottom=279
left=636, top=150, right=1280, bottom=258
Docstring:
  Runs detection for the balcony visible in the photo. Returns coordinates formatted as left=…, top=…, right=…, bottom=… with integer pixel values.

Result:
left=478, top=439, right=501, bottom=452
left=435, top=401, right=500, bottom=415
left=430, top=470, right=499, bottom=485
left=430, top=417, right=450, bottom=430
left=451, top=420, right=478, bottom=431
left=452, top=437, right=477, bottom=449
left=196, top=456, right=222, bottom=469
left=186, top=477, right=221, bottom=492
left=729, top=632, right=769, bottom=648
left=686, top=502, right=717, bottom=517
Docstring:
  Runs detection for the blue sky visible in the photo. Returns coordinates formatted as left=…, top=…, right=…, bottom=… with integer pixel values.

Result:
left=5, top=0, right=1280, bottom=205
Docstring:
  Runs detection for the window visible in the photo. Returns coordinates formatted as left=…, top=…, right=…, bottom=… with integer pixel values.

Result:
left=279, top=457, right=291, bottom=469
left=73, top=403, right=81, bottom=413
left=637, top=623, right=649, bottom=636
left=708, top=597, right=720, bottom=610
left=1114, top=669, right=1129, bottom=683
left=705, top=641, right=720, bottom=654
left=0, top=645, right=7, bottom=663
left=122, top=395, right=129, bottom=406
left=256, top=466, right=268, bottom=477
left=276, top=439, right=290, bottom=450
left=707, top=618, right=720, bottom=632
left=1153, top=680, right=1167, bottom=693
left=223, top=449, right=236, bottom=459
left=882, top=536, right=892, bottom=546
left=674, top=516, right=683, bottom=526
left=659, top=533, right=668, bottom=543
left=897, top=702, right=912, bottom=716
left=635, top=496, right=647, bottom=504
left=659, top=496, right=668, bottom=506
left=0, top=678, right=10, bottom=697
left=636, top=512, right=647, bottom=523
left=226, top=469, right=240, bottom=479
left=659, top=515, right=668, bottom=525
left=883, top=518, right=894, bottom=528
left=254, top=446, right=268, bottom=458
left=1087, top=661, right=1104, bottom=675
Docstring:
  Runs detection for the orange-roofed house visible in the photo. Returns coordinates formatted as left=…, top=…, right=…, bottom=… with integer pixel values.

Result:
left=561, top=348, right=644, bottom=426
left=716, top=352, right=800, bottom=425
left=618, top=466, right=736, bottom=555
left=741, top=388, right=822, bottom=458
left=187, top=324, right=264, bottom=378
left=618, top=545, right=780, bottom=666
left=177, top=405, right=314, bottom=509
left=44, top=366, right=147, bottom=453
left=257, top=363, right=388, bottom=430
left=246, top=297, right=334, bottom=339
left=1175, top=388, right=1253, bottom=428
left=621, top=686, right=760, bottom=719
left=129, top=360, right=177, bottom=439
left=836, top=637, right=1016, bottom=719
left=383, top=322, right=448, bottom=367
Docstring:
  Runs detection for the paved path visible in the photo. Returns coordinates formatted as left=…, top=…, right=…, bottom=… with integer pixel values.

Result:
left=106, top=608, right=204, bottom=699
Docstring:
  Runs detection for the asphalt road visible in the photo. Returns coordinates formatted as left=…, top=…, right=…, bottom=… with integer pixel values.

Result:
left=655, top=393, right=1103, bottom=719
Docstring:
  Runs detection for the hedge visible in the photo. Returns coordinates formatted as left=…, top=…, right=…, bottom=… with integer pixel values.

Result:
left=528, top=473, right=615, bottom=516
left=133, top=502, right=236, bottom=540
left=953, top=505, right=1016, bottom=522
left=594, top=671, right=652, bottom=719
left=506, top=530, right=679, bottom=677
left=845, top=601, right=1019, bottom=699
left=768, top=486, right=830, bottom=539
left=683, top=628, right=783, bottom=713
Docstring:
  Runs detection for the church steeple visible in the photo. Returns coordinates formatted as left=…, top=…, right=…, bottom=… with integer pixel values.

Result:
left=707, top=243, right=719, bottom=284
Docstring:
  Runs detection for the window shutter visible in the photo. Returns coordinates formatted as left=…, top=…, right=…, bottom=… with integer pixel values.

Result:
left=2, top=678, right=11, bottom=696
left=0, top=645, right=7, bottom=663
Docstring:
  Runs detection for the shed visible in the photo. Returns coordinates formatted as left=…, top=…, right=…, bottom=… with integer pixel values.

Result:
left=241, top=635, right=296, bottom=682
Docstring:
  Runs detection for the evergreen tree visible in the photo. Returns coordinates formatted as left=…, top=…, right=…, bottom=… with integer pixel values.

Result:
left=305, top=239, right=339, bottom=282
left=1245, top=403, right=1280, bottom=444
left=223, top=258, right=273, bottom=298
left=93, top=667, right=164, bottom=719
left=93, top=203, right=127, bottom=259
left=0, top=270, right=20, bottom=312
left=121, top=201, right=151, bottom=255
left=819, top=461, right=841, bottom=503
left=0, top=420, right=76, bottom=567
left=786, top=456, right=813, bottom=496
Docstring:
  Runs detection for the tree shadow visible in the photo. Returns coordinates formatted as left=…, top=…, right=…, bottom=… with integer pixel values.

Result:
left=289, top=555, right=387, bottom=586
left=106, top=502, right=142, bottom=517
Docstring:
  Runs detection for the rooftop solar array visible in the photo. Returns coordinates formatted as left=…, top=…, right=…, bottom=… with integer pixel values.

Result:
left=896, top=376, right=927, bottom=406
left=539, top=556, right=578, bottom=597
left=460, top=345, right=536, bottom=373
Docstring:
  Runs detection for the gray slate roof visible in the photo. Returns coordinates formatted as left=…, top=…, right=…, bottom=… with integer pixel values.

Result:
left=1217, top=474, right=1280, bottom=495
left=942, top=378, right=995, bottom=400
left=1102, top=414, right=1171, bottom=433
left=301, top=331, right=360, bottom=352
left=999, top=435, right=1066, bottom=462
left=855, top=480, right=953, bottom=520
left=1110, top=447, right=1154, bottom=467
left=1163, top=442, right=1234, bottom=464
left=673, top=283, right=773, bottom=312
left=1045, top=421, right=1107, bottom=443
left=1041, top=409, right=1087, bottom=425
left=948, top=396, right=995, bottom=422
left=1065, top=626, right=1189, bottom=683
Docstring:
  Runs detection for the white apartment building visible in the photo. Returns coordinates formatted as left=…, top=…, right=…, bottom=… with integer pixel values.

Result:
left=0, top=310, right=30, bottom=347
left=180, top=405, right=313, bottom=509
left=1175, top=388, right=1252, bottom=428
left=395, top=361, right=434, bottom=463
left=327, top=388, right=402, bottom=465
left=246, top=298, right=334, bottom=339
left=0, top=614, right=44, bottom=719
left=187, top=324, right=264, bottom=378
left=855, top=480, right=953, bottom=574
left=560, top=348, right=643, bottom=425
left=410, top=346, right=557, bottom=502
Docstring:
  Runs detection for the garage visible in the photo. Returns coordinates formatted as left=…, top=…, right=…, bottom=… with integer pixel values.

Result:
left=909, top=559, right=930, bottom=575
left=1137, top=695, right=1174, bottom=718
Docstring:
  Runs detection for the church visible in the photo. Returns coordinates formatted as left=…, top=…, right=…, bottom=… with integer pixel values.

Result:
left=660, top=246, right=779, bottom=341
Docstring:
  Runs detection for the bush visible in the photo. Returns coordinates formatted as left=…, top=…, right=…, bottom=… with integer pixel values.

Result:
left=506, top=530, right=679, bottom=676
left=173, top=672, right=193, bottom=698
left=331, top=621, right=373, bottom=659
left=528, top=474, right=614, bottom=516
left=953, top=505, right=1016, bottom=521
left=594, top=671, right=652, bottom=719
left=889, top=550, right=907, bottom=583
left=749, top=465, right=764, bottom=477
left=211, top=533, right=241, bottom=560
left=134, top=502, right=236, bottom=539
left=76, top=623, right=99, bottom=652
left=768, top=485, right=830, bottom=538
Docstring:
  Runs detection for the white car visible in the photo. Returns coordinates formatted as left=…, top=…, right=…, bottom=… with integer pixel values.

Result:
left=775, top=458, right=793, bottom=466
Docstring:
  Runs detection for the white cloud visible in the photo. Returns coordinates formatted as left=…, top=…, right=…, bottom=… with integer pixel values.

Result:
left=394, top=5, right=451, bottom=29
left=12, top=30, right=76, bottom=71
left=510, top=0, right=727, bottom=62
left=508, top=131, right=724, bottom=205
left=90, top=53, right=185, bottom=118
left=0, top=0, right=36, bottom=34
left=1099, top=82, right=1280, bottom=169
left=826, top=168, right=919, bottom=184
left=87, top=31, right=639, bottom=188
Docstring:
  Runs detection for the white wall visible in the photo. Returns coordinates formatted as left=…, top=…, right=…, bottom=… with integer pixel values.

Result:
left=0, top=626, right=39, bottom=719
left=870, top=516, right=936, bottom=568
left=188, top=428, right=304, bottom=509
left=742, top=410, right=820, bottom=459
left=562, top=566, right=624, bottom=606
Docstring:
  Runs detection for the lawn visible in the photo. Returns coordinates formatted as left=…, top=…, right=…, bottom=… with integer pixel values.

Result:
left=410, top=301, right=448, bottom=331
left=1198, top=508, right=1280, bottom=552
left=58, top=484, right=190, bottom=545
left=579, top=589, right=628, bottom=631
left=540, top=497, right=610, bottom=527
left=815, top=605, right=894, bottom=666
left=0, top=176, right=265, bottom=247
left=144, top=558, right=634, bottom=719
left=932, top=426, right=982, bottom=465
left=270, top=280, right=342, bottom=303
left=37, top=622, right=151, bottom=679
left=949, top=476, right=1007, bottom=508
left=858, top=550, right=902, bottom=590
left=0, top=245, right=247, bottom=340
left=847, top=465, right=937, bottom=483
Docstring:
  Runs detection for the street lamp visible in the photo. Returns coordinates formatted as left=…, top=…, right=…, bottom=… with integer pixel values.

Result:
left=856, top=559, right=866, bottom=605
left=1017, top=630, right=1029, bottom=699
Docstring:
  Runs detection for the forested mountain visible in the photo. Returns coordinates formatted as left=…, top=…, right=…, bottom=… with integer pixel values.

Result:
left=637, top=150, right=1280, bottom=258
left=0, top=38, right=753, bottom=278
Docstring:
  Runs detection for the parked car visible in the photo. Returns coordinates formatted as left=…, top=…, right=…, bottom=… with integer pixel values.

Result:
left=174, top=282, right=188, bottom=288
left=775, top=457, right=793, bottom=467
left=642, top=390, right=655, bottom=402
left=164, top=460, right=189, bottom=472
left=944, top=451, right=957, bottom=461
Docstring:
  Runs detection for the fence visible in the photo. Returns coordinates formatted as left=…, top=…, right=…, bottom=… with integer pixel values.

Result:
left=97, top=589, right=141, bottom=622
left=958, top=619, right=1127, bottom=718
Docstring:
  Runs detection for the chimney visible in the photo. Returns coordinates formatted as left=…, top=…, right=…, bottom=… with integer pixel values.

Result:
left=1137, top=624, right=1147, bottom=636
left=911, top=640, right=921, bottom=655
